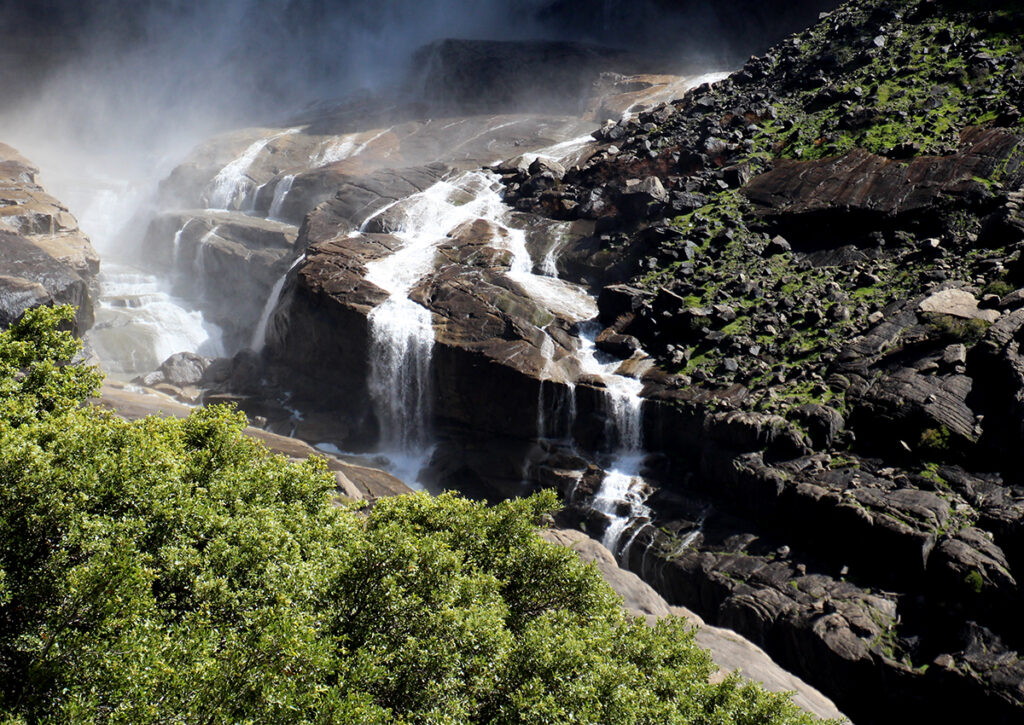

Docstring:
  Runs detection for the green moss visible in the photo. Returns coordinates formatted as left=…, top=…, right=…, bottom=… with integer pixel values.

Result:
left=920, top=462, right=950, bottom=489
left=964, top=569, right=984, bottom=594
left=982, top=280, right=1013, bottom=298
left=919, top=426, right=952, bottom=452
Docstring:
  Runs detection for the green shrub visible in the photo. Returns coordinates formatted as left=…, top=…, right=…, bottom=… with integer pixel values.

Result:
left=964, top=569, right=985, bottom=594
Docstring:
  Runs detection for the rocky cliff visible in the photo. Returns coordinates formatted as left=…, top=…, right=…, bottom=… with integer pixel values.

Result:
left=0, top=143, right=97, bottom=333
left=500, top=1, right=1024, bottom=722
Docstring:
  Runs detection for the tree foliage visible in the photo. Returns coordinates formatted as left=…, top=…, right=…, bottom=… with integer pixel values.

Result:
left=0, top=306, right=830, bottom=724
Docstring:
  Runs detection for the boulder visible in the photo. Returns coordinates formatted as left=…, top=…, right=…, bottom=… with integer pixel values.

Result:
left=158, top=351, right=210, bottom=387
left=919, top=288, right=1000, bottom=322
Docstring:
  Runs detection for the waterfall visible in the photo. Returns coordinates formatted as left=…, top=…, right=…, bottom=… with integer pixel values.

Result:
left=540, top=224, right=570, bottom=277
left=574, top=322, right=652, bottom=556
left=191, top=227, right=219, bottom=301
left=250, top=254, right=305, bottom=352
left=205, top=129, right=299, bottom=210
left=363, top=172, right=504, bottom=458
left=267, top=175, right=296, bottom=220
left=536, top=336, right=555, bottom=439
left=171, top=222, right=187, bottom=269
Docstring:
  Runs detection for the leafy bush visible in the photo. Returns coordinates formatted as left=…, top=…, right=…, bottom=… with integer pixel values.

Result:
left=0, top=306, right=829, bottom=723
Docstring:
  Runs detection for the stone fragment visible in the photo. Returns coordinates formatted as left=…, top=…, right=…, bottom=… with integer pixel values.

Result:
left=763, top=235, right=792, bottom=257
left=919, top=288, right=1000, bottom=322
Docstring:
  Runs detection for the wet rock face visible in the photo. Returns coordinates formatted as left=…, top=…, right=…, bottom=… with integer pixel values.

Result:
left=0, top=144, right=98, bottom=333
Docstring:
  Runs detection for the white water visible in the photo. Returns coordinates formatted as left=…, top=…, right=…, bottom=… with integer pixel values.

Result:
left=250, top=254, right=306, bottom=352
left=495, top=220, right=597, bottom=323
left=205, top=129, right=299, bottom=210
left=540, top=224, right=572, bottom=277
left=171, top=222, right=187, bottom=269
left=267, top=175, right=296, bottom=220
left=192, top=227, right=219, bottom=300
left=364, top=171, right=504, bottom=459
left=574, top=322, right=652, bottom=555
left=88, top=264, right=224, bottom=376
left=23, top=168, right=227, bottom=379
left=313, top=127, right=391, bottom=167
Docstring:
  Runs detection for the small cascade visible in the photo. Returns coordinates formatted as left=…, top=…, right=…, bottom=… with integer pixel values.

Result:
left=574, top=322, right=653, bottom=557
left=205, top=129, right=298, bottom=210
left=192, top=227, right=219, bottom=299
left=171, top=222, right=187, bottom=269
left=536, top=335, right=556, bottom=440
left=540, top=224, right=571, bottom=277
left=267, top=175, right=296, bottom=220
left=363, top=172, right=504, bottom=464
left=491, top=202, right=597, bottom=322
left=313, top=128, right=391, bottom=167
left=314, top=135, right=356, bottom=166
left=250, top=254, right=306, bottom=351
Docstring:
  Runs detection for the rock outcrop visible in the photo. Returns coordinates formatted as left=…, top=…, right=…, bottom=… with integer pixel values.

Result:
left=0, top=143, right=98, bottom=333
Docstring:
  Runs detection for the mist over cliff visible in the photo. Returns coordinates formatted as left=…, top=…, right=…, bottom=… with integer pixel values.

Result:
left=0, top=1, right=835, bottom=130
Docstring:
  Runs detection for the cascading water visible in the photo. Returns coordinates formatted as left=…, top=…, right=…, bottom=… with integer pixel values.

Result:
left=313, top=128, right=391, bottom=167
left=250, top=254, right=306, bottom=352
left=37, top=173, right=227, bottom=379
left=205, top=129, right=299, bottom=210
left=574, top=322, right=653, bottom=556
left=267, top=175, right=296, bottom=220
left=361, top=172, right=505, bottom=473
left=192, top=227, right=219, bottom=300
left=88, top=265, right=225, bottom=375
